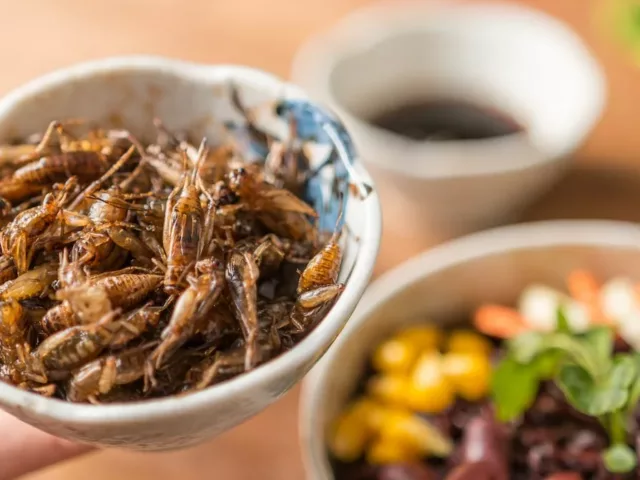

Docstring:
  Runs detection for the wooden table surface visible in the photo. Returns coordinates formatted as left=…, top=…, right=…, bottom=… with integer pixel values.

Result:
left=4, top=0, right=639, bottom=478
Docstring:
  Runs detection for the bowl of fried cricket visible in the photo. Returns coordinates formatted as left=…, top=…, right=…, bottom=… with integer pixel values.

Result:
left=0, top=56, right=381, bottom=450
left=301, top=220, right=640, bottom=479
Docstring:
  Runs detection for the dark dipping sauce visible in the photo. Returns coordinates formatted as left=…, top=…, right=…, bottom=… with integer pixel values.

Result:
left=366, top=99, right=523, bottom=141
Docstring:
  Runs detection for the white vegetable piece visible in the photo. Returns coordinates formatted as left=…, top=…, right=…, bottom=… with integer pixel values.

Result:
left=519, top=284, right=566, bottom=332
left=618, top=309, right=640, bottom=351
left=563, top=301, right=591, bottom=333
left=599, top=277, right=638, bottom=324
left=518, top=284, right=590, bottom=333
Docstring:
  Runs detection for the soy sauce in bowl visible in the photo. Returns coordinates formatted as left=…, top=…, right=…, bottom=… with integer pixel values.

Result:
left=366, top=99, right=524, bottom=141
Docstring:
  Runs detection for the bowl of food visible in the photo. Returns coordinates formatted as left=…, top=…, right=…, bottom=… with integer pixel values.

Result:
left=301, top=220, right=640, bottom=479
left=0, top=55, right=381, bottom=450
left=291, top=1, right=606, bottom=238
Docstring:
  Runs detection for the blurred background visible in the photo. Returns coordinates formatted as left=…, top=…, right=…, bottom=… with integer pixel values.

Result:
left=8, top=0, right=640, bottom=478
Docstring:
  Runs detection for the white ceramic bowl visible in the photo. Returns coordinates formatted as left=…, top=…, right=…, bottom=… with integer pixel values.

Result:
left=0, top=56, right=381, bottom=451
left=291, top=1, right=607, bottom=237
left=300, top=220, right=640, bottom=479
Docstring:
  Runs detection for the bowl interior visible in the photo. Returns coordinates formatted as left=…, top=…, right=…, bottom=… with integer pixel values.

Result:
left=326, top=5, right=605, bottom=160
left=292, top=2, right=606, bottom=177
left=302, top=221, right=640, bottom=478
left=0, top=57, right=381, bottom=449
left=0, top=57, right=370, bottom=286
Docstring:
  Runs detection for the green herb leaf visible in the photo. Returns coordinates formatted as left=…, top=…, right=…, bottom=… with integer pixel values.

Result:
left=627, top=354, right=640, bottom=411
left=556, top=306, right=572, bottom=334
left=507, top=331, right=545, bottom=364
left=533, top=350, right=563, bottom=379
left=629, top=378, right=640, bottom=408
left=588, top=356, right=637, bottom=416
left=560, top=355, right=638, bottom=417
left=557, top=363, right=594, bottom=414
left=603, top=443, right=638, bottom=473
left=611, top=355, right=637, bottom=388
left=589, top=387, right=629, bottom=417
left=491, top=355, right=540, bottom=422
left=581, top=326, right=614, bottom=370
left=544, top=332, right=601, bottom=378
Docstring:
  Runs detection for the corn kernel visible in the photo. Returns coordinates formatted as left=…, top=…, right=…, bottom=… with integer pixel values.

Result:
left=407, top=352, right=455, bottom=414
left=328, top=406, right=370, bottom=462
left=372, top=336, right=420, bottom=374
left=378, top=409, right=453, bottom=457
left=442, top=352, right=491, bottom=401
left=367, top=373, right=411, bottom=407
left=366, top=433, right=420, bottom=465
left=446, top=329, right=492, bottom=356
left=350, top=397, right=387, bottom=432
left=396, top=325, right=443, bottom=350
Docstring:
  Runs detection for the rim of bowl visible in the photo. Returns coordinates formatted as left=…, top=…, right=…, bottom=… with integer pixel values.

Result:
left=300, top=219, right=640, bottom=478
left=0, top=55, right=382, bottom=425
left=290, top=0, right=607, bottom=180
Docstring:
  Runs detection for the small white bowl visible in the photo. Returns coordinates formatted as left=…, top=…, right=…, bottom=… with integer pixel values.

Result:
left=0, top=56, right=381, bottom=451
left=291, top=1, right=607, bottom=237
left=300, top=219, right=640, bottom=479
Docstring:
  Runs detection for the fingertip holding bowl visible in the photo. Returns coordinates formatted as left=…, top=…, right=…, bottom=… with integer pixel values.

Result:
left=0, top=56, right=381, bottom=451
